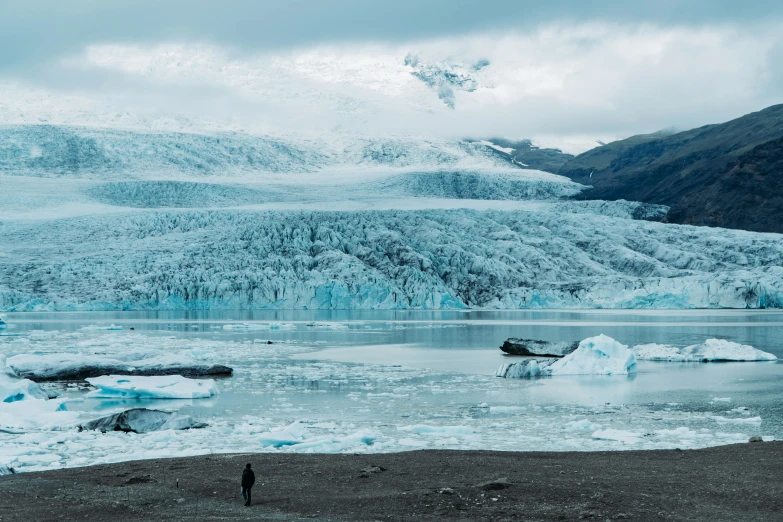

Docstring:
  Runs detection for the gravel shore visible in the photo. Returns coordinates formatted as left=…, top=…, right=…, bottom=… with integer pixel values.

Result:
left=1, top=443, right=781, bottom=521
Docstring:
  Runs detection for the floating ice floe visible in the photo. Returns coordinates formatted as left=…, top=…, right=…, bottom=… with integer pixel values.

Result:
left=633, top=339, right=777, bottom=362
left=86, top=375, right=219, bottom=399
left=712, top=416, right=762, bottom=425
left=6, top=352, right=233, bottom=381
left=496, top=335, right=637, bottom=378
left=401, top=425, right=475, bottom=436
left=258, top=421, right=377, bottom=452
left=222, top=322, right=295, bottom=331
left=79, top=324, right=123, bottom=331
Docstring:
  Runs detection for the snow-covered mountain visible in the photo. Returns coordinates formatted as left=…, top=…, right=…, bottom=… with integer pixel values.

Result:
left=1, top=124, right=781, bottom=311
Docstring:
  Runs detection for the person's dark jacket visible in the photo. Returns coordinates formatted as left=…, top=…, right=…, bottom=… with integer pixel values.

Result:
left=241, top=468, right=256, bottom=489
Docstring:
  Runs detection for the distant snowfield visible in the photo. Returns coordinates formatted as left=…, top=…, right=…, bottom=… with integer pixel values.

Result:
left=1, top=124, right=782, bottom=311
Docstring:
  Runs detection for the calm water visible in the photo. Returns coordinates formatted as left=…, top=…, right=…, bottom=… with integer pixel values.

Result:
left=3, top=309, right=782, bottom=456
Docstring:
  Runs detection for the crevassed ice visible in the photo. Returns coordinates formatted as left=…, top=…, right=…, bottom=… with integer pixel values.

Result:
left=2, top=208, right=782, bottom=311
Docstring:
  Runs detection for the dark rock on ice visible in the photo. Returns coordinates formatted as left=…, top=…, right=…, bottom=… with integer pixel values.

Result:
left=500, top=338, right=579, bottom=357
left=79, top=408, right=207, bottom=434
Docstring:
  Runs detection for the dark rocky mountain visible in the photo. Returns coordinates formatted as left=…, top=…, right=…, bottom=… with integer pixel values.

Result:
left=557, top=104, right=783, bottom=233
left=667, top=136, right=783, bottom=232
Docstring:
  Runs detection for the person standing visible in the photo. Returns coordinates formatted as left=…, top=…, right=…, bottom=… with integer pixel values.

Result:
left=241, top=463, right=256, bottom=506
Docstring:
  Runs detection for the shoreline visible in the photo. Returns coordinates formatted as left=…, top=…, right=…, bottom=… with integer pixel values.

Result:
left=1, top=443, right=781, bottom=521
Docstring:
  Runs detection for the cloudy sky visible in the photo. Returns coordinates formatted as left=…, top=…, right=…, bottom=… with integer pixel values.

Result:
left=1, top=0, right=782, bottom=152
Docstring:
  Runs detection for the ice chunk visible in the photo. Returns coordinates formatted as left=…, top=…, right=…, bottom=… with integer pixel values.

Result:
left=403, top=425, right=474, bottom=436
left=258, top=421, right=310, bottom=448
left=79, top=408, right=207, bottom=433
left=712, top=416, right=762, bottom=424
left=0, top=314, right=7, bottom=329
left=0, top=357, right=50, bottom=402
left=222, top=323, right=295, bottom=330
left=495, top=359, right=554, bottom=378
left=6, top=353, right=233, bottom=381
left=549, top=335, right=637, bottom=376
left=0, top=399, right=76, bottom=430
left=633, top=339, right=777, bottom=362
left=257, top=421, right=376, bottom=451
left=79, top=324, right=123, bottom=331
left=591, top=429, right=643, bottom=444
left=0, top=376, right=49, bottom=403
left=86, top=375, right=219, bottom=399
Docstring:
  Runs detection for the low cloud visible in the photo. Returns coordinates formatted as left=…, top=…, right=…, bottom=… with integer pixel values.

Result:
left=2, top=22, right=781, bottom=153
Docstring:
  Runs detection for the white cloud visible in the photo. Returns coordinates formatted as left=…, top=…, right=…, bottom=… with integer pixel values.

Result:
left=2, top=22, right=781, bottom=153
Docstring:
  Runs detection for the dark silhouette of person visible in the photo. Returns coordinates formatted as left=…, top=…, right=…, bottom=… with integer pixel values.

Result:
left=241, top=463, right=256, bottom=506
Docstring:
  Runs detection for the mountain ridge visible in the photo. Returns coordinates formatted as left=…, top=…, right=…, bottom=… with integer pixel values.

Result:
left=557, top=103, right=783, bottom=233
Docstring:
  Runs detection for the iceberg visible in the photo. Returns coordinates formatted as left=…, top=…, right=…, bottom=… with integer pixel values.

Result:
left=549, top=335, right=637, bottom=375
left=6, top=353, right=233, bottom=381
left=633, top=339, right=777, bottom=362
left=496, top=335, right=637, bottom=378
left=85, top=375, right=219, bottom=400
left=79, top=408, right=207, bottom=433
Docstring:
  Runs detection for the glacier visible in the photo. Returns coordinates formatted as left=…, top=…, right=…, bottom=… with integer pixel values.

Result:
left=1, top=124, right=782, bottom=311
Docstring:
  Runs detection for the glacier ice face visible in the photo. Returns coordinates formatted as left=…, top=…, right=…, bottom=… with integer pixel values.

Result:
left=633, top=339, right=778, bottom=362
left=1, top=206, right=782, bottom=311
left=86, top=375, right=219, bottom=400
left=1, top=124, right=782, bottom=311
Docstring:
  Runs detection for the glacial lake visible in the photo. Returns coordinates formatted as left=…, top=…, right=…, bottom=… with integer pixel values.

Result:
left=2, top=309, right=782, bottom=471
